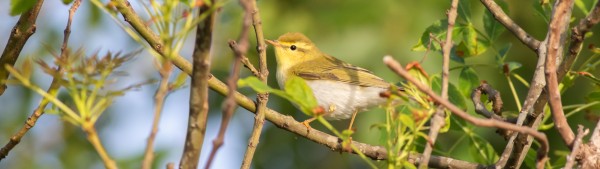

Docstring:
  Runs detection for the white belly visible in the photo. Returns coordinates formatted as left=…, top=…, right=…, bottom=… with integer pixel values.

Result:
left=305, top=80, right=388, bottom=120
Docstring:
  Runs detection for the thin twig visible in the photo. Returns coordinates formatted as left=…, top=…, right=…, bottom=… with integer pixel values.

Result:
left=240, top=0, right=270, bottom=167
left=0, top=0, right=73, bottom=161
left=0, top=0, right=45, bottom=95
left=419, top=0, right=457, bottom=168
left=480, top=0, right=541, bottom=51
left=179, top=1, right=216, bottom=168
left=240, top=56, right=260, bottom=77
left=205, top=0, right=253, bottom=168
left=545, top=0, right=575, bottom=148
left=142, top=61, right=173, bottom=169
left=564, top=125, right=589, bottom=169
left=383, top=56, right=549, bottom=169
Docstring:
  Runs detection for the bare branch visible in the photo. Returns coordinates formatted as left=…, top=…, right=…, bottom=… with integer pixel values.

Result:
left=419, top=0, right=456, bottom=167
left=480, top=0, right=540, bottom=51
left=205, top=4, right=253, bottom=166
left=142, top=61, right=173, bottom=169
left=179, top=1, right=216, bottom=168
left=0, top=0, right=76, bottom=161
left=0, top=0, right=45, bottom=95
left=545, top=0, right=575, bottom=148
left=240, top=0, right=271, bottom=167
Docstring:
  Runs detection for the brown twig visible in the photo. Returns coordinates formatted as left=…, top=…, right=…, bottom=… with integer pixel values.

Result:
left=142, top=61, right=173, bottom=169
left=383, top=56, right=549, bottom=168
left=564, top=125, right=589, bottom=169
left=0, top=0, right=76, bottom=161
left=480, top=0, right=541, bottom=51
left=545, top=0, right=575, bottom=148
left=240, top=0, right=270, bottom=167
left=471, top=82, right=505, bottom=120
left=240, top=56, right=260, bottom=77
left=179, top=1, right=216, bottom=168
left=419, top=0, right=457, bottom=168
left=205, top=0, right=253, bottom=168
left=496, top=0, right=600, bottom=167
left=0, top=0, right=45, bottom=95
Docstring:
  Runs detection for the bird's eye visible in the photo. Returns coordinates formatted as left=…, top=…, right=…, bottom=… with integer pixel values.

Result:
left=290, top=45, right=297, bottom=51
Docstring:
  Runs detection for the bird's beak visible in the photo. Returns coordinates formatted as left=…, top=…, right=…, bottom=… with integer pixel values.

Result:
left=265, top=39, right=279, bottom=47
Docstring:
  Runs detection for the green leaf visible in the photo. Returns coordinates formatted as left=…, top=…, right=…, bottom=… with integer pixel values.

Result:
left=238, top=76, right=319, bottom=115
left=284, top=76, right=319, bottom=114
left=10, top=0, right=38, bottom=16
left=575, top=0, right=590, bottom=15
left=504, top=61, right=522, bottom=73
left=449, top=46, right=466, bottom=63
left=399, top=113, right=415, bottom=131
left=469, top=135, right=499, bottom=164
left=431, top=76, right=468, bottom=110
left=532, top=1, right=551, bottom=23
left=483, top=0, right=507, bottom=41
left=62, top=0, right=74, bottom=5
left=238, top=76, right=272, bottom=93
left=458, top=0, right=471, bottom=22
left=458, top=67, right=479, bottom=98
left=456, top=23, right=489, bottom=57
left=496, top=43, right=512, bottom=64
left=413, top=20, right=447, bottom=51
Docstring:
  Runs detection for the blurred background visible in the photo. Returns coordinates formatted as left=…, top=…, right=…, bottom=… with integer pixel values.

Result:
left=1, top=0, right=600, bottom=168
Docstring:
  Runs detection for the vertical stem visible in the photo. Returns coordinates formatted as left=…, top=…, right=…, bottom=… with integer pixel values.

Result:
left=179, top=2, right=215, bottom=168
left=419, top=0, right=458, bottom=168
left=82, top=122, right=118, bottom=169
left=240, top=0, right=270, bottom=167
left=142, top=62, right=172, bottom=169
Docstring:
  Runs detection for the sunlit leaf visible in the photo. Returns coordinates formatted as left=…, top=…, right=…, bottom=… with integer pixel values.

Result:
left=284, top=76, right=319, bottom=114
left=413, top=19, right=463, bottom=51
left=456, top=23, right=489, bottom=57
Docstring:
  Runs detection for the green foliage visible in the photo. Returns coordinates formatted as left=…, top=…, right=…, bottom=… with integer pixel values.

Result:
left=458, top=67, right=480, bottom=98
left=431, top=75, right=467, bottom=111
left=9, top=0, right=37, bottom=16
left=5, top=49, right=147, bottom=126
left=238, top=76, right=318, bottom=115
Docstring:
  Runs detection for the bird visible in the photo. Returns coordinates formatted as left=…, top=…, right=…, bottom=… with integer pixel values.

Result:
left=266, top=32, right=396, bottom=131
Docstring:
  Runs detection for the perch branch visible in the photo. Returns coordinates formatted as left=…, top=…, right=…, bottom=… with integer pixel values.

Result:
left=109, top=1, right=485, bottom=168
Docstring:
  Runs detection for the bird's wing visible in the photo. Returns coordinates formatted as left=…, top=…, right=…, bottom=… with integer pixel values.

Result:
left=292, top=55, right=391, bottom=89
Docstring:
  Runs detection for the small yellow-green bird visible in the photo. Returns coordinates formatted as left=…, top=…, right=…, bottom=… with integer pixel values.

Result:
left=266, top=32, right=394, bottom=129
